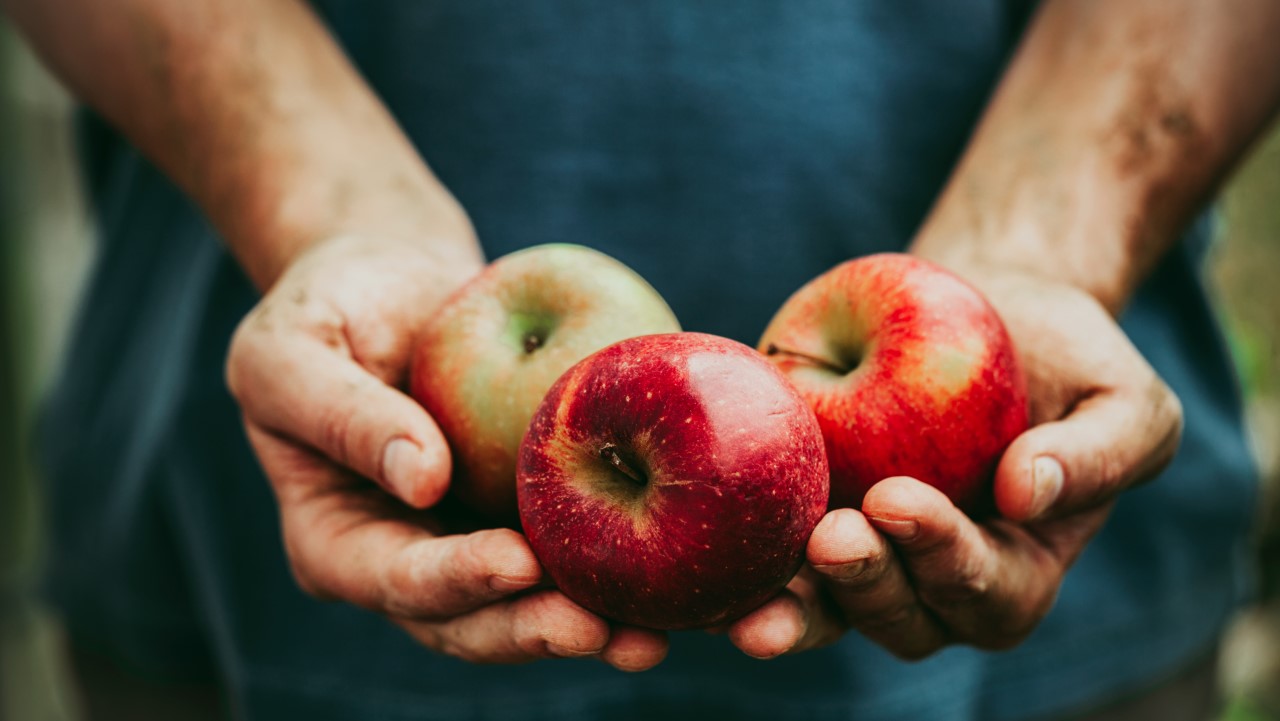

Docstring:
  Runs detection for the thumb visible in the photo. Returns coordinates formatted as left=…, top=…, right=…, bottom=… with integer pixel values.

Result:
left=994, top=381, right=1183, bottom=522
left=228, top=330, right=452, bottom=508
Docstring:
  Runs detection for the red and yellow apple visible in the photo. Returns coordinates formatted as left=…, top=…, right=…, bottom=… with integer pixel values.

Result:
left=759, top=253, right=1028, bottom=512
left=411, top=244, right=680, bottom=522
left=517, top=332, right=829, bottom=630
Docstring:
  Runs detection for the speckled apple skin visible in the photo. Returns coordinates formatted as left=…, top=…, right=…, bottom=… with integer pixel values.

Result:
left=759, top=254, right=1028, bottom=513
left=517, top=333, right=829, bottom=630
left=411, top=244, right=679, bottom=523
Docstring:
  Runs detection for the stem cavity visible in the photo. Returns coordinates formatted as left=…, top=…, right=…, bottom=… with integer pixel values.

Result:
left=765, top=343, right=852, bottom=374
left=599, top=443, right=647, bottom=487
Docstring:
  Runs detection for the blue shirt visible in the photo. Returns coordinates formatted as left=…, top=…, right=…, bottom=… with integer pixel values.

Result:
left=42, top=2, right=1257, bottom=719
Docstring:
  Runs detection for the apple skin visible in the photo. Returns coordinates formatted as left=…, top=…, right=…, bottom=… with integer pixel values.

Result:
left=758, top=253, right=1028, bottom=513
left=517, top=332, right=829, bottom=631
left=411, top=244, right=680, bottom=522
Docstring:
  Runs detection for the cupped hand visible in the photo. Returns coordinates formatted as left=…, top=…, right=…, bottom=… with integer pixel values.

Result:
left=225, top=235, right=668, bottom=670
left=726, top=265, right=1183, bottom=660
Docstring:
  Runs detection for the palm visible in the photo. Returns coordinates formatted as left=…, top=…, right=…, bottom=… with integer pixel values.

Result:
left=227, top=235, right=669, bottom=669
left=727, top=264, right=1182, bottom=660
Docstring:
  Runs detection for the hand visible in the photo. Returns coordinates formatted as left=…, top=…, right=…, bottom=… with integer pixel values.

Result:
left=726, top=265, right=1183, bottom=659
left=225, top=235, right=669, bottom=670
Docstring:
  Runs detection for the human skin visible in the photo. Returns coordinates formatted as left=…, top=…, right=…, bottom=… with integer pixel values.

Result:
left=6, top=0, right=1280, bottom=670
left=723, top=0, right=1280, bottom=660
left=1, top=0, right=667, bottom=669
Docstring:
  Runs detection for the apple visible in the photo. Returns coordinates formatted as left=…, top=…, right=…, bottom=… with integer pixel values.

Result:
left=411, top=244, right=680, bottom=522
left=758, top=253, right=1028, bottom=513
left=517, top=332, right=829, bottom=630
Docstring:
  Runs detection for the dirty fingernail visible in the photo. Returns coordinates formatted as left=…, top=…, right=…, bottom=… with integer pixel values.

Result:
left=546, top=642, right=595, bottom=659
left=812, top=559, right=869, bottom=583
left=867, top=517, right=919, bottom=541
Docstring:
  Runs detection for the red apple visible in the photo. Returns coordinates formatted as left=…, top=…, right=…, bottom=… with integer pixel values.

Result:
left=517, top=332, right=829, bottom=630
left=758, top=253, right=1028, bottom=512
left=411, top=244, right=680, bottom=522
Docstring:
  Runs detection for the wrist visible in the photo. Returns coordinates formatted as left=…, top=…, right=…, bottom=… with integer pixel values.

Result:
left=905, top=0, right=1251, bottom=315
left=907, top=221, right=1134, bottom=316
left=282, top=228, right=486, bottom=302
left=908, top=145, right=1184, bottom=316
left=225, top=163, right=482, bottom=291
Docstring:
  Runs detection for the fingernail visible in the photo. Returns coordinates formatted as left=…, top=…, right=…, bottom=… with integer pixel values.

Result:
left=812, top=559, right=868, bottom=582
left=744, top=621, right=804, bottom=659
left=1029, top=456, right=1064, bottom=519
left=382, top=438, right=423, bottom=502
left=488, top=575, right=537, bottom=593
left=546, top=642, right=595, bottom=659
left=867, top=517, right=919, bottom=541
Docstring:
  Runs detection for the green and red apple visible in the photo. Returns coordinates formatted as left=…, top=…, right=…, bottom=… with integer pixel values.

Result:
left=411, top=244, right=680, bottom=521
left=759, top=253, right=1028, bottom=512
left=517, top=332, right=829, bottom=630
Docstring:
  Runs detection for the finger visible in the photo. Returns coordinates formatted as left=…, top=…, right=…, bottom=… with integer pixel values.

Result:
left=400, top=590, right=611, bottom=664
left=377, top=529, right=547, bottom=620
left=807, top=508, right=948, bottom=660
left=598, top=626, right=670, bottom=672
left=250, top=425, right=542, bottom=618
left=994, top=378, right=1183, bottom=523
left=229, top=326, right=451, bottom=508
left=862, top=477, right=1059, bottom=650
left=727, top=588, right=808, bottom=659
left=782, top=570, right=849, bottom=654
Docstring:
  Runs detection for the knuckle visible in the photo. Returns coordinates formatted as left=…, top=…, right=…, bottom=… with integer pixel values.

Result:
left=809, top=619, right=850, bottom=651
left=1144, top=376, right=1183, bottom=439
left=284, top=542, right=335, bottom=602
left=516, top=590, right=572, bottom=639
left=291, top=568, right=332, bottom=601
left=317, top=405, right=356, bottom=467
left=858, top=602, right=920, bottom=634
left=459, top=528, right=534, bottom=586
left=380, top=547, right=426, bottom=617
left=501, top=601, right=548, bottom=656
left=224, top=316, right=261, bottom=402
left=433, top=538, right=491, bottom=604
left=820, top=551, right=891, bottom=592
left=970, top=586, right=1058, bottom=651
left=1159, top=382, right=1184, bottom=425
left=284, top=290, right=350, bottom=351
left=437, top=636, right=473, bottom=662
left=412, top=624, right=458, bottom=657
left=280, top=517, right=367, bottom=607
left=451, top=532, right=498, bottom=584
left=1154, top=384, right=1184, bottom=459
left=411, top=619, right=496, bottom=663
left=857, top=603, right=946, bottom=661
left=921, top=563, right=991, bottom=608
left=464, top=528, right=513, bottom=564
left=1095, top=452, right=1122, bottom=490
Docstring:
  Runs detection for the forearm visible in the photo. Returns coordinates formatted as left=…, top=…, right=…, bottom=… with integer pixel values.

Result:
left=912, top=0, right=1280, bottom=313
left=2, top=0, right=478, bottom=288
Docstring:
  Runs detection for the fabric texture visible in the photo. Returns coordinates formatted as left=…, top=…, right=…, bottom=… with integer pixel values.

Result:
left=40, top=2, right=1256, bottom=720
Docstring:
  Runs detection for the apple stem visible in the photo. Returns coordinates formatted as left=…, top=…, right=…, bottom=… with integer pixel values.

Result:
left=523, top=333, right=544, bottom=354
left=599, top=443, right=646, bottom=487
left=764, top=343, right=848, bottom=374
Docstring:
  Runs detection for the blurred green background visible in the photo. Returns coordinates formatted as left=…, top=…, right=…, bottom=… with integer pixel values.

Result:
left=1, top=17, right=1277, bottom=721
left=1, top=17, right=93, bottom=721
left=1211, top=125, right=1280, bottom=721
